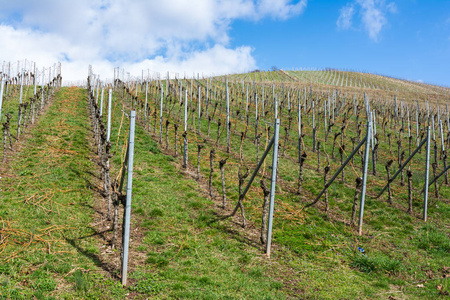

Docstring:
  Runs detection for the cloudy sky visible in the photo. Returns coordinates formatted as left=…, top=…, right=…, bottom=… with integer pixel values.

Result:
left=0, top=0, right=449, bottom=85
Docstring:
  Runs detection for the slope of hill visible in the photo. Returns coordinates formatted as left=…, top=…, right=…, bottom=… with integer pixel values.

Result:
left=221, top=69, right=449, bottom=105
left=1, top=66, right=450, bottom=299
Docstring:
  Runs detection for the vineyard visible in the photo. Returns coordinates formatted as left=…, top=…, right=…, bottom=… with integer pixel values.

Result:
left=1, top=63, right=450, bottom=299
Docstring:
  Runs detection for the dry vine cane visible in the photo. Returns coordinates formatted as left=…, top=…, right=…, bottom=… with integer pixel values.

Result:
left=316, top=141, right=321, bottom=172
left=432, top=162, right=439, bottom=200
left=297, top=151, right=307, bottom=194
left=174, top=123, right=179, bottom=156
left=219, top=158, right=228, bottom=208
left=385, top=159, right=394, bottom=205
left=227, top=165, right=250, bottom=227
left=182, top=131, right=188, bottom=169
left=209, top=149, right=216, bottom=198
left=197, top=143, right=204, bottom=180
left=2, top=114, right=13, bottom=162
left=350, top=177, right=363, bottom=226
left=165, top=120, right=170, bottom=150
left=407, top=170, right=413, bottom=214
left=324, top=164, right=330, bottom=213
left=260, top=179, right=271, bottom=244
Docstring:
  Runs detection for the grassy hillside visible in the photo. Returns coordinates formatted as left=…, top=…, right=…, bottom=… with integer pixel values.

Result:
left=222, top=69, right=449, bottom=105
left=1, top=65, right=449, bottom=299
left=109, top=71, right=450, bottom=299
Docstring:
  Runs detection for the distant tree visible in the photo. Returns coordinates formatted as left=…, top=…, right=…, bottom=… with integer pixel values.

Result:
left=271, top=66, right=280, bottom=71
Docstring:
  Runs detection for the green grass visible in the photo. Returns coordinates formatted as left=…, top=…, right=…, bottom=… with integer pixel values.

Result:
left=0, top=87, right=126, bottom=299
left=104, top=95, right=289, bottom=298
left=1, top=80, right=449, bottom=299
left=122, top=77, right=450, bottom=299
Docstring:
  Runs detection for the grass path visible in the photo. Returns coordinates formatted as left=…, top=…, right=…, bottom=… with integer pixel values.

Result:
left=0, top=87, right=126, bottom=299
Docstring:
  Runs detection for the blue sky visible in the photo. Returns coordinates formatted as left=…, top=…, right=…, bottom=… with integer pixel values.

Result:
left=0, top=0, right=449, bottom=85
left=229, top=0, right=450, bottom=86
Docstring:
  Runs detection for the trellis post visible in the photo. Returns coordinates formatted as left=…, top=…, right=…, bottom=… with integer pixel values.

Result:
left=423, top=126, right=431, bottom=221
left=121, top=110, right=136, bottom=286
left=266, top=119, right=280, bottom=258
left=358, top=119, right=372, bottom=235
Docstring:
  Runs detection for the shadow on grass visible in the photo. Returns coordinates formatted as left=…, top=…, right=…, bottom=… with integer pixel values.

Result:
left=209, top=213, right=263, bottom=251
left=65, top=237, right=120, bottom=280
left=74, top=227, right=113, bottom=243
left=69, top=165, right=102, bottom=182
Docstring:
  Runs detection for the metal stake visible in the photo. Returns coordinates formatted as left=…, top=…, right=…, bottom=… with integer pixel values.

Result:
left=121, top=110, right=136, bottom=286
left=183, top=90, right=188, bottom=167
left=144, top=81, right=148, bottom=126
left=376, top=135, right=428, bottom=198
left=306, top=135, right=368, bottom=208
left=19, top=69, right=24, bottom=104
left=100, top=88, right=104, bottom=117
left=239, top=134, right=275, bottom=201
left=298, top=92, right=302, bottom=161
left=423, top=126, right=431, bottom=221
left=0, top=79, right=4, bottom=121
left=226, top=81, right=230, bottom=152
left=358, top=120, right=372, bottom=235
left=107, top=89, right=112, bottom=142
left=198, top=86, right=201, bottom=134
left=266, top=119, right=280, bottom=258
left=159, top=89, right=163, bottom=143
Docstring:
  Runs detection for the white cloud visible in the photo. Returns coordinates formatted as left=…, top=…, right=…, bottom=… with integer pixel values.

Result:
left=0, top=24, right=256, bottom=83
left=357, top=0, right=387, bottom=41
left=123, top=45, right=256, bottom=79
left=337, top=0, right=396, bottom=41
left=0, top=0, right=307, bottom=82
left=257, top=0, right=307, bottom=20
left=337, top=4, right=355, bottom=30
left=386, top=2, right=397, bottom=13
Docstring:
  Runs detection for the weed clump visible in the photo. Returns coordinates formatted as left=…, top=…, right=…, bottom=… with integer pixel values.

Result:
left=417, top=224, right=450, bottom=253
left=129, top=273, right=165, bottom=294
left=351, top=253, right=401, bottom=274
left=74, top=270, right=90, bottom=293
left=149, top=208, right=164, bottom=217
